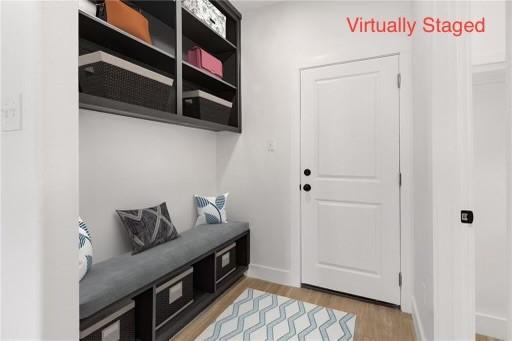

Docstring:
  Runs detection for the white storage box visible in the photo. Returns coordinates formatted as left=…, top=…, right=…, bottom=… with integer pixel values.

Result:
left=183, top=0, right=227, bottom=38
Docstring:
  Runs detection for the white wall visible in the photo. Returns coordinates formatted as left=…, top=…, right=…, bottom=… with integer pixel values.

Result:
left=221, top=0, right=412, bottom=287
left=80, top=110, right=218, bottom=262
left=471, top=1, right=506, bottom=65
left=411, top=2, right=435, bottom=339
left=470, top=2, right=508, bottom=338
left=473, top=70, right=508, bottom=339
left=1, top=1, right=78, bottom=339
left=412, top=2, right=475, bottom=340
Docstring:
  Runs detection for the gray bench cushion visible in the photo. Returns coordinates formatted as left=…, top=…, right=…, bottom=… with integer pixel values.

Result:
left=80, top=222, right=249, bottom=319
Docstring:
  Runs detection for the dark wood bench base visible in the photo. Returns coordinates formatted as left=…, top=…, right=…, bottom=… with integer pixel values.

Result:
left=80, top=231, right=250, bottom=341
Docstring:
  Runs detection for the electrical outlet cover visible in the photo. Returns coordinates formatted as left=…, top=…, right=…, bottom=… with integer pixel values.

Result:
left=2, top=95, right=22, bottom=132
left=266, top=139, right=276, bottom=152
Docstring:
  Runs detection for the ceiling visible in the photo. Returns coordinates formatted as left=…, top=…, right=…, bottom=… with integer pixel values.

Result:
left=232, top=0, right=285, bottom=14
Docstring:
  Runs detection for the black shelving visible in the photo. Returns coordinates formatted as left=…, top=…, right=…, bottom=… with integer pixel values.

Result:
left=79, top=10, right=176, bottom=75
left=80, top=93, right=239, bottom=132
left=79, top=229, right=250, bottom=341
left=181, top=6, right=236, bottom=53
left=183, top=61, right=236, bottom=92
left=154, top=267, right=247, bottom=341
left=79, top=0, right=242, bottom=133
left=127, top=1, right=176, bottom=28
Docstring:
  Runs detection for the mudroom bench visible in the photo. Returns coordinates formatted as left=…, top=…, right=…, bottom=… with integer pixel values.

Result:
left=79, top=222, right=250, bottom=341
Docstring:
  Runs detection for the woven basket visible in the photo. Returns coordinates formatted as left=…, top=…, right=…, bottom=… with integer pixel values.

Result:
left=79, top=51, right=174, bottom=112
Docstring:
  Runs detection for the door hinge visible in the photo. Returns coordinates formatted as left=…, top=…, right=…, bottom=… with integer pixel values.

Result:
left=399, top=272, right=403, bottom=287
left=299, top=184, right=301, bottom=191
left=399, top=173, right=402, bottom=187
left=397, top=73, right=401, bottom=89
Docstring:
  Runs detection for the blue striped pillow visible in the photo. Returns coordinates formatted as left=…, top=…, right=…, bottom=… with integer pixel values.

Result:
left=79, top=217, right=93, bottom=281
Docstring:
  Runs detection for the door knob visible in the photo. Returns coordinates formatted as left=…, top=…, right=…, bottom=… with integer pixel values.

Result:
left=304, top=169, right=311, bottom=176
left=303, top=184, right=311, bottom=192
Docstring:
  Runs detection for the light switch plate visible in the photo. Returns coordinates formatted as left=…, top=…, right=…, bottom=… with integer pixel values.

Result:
left=2, top=94, right=22, bottom=132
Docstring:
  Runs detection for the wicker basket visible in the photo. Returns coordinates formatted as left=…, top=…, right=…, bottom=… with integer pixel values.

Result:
left=183, top=90, right=232, bottom=125
left=79, top=51, right=174, bottom=112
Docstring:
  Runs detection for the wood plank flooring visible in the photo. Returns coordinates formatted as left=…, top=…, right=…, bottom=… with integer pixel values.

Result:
left=476, top=335, right=501, bottom=341
left=174, top=276, right=416, bottom=341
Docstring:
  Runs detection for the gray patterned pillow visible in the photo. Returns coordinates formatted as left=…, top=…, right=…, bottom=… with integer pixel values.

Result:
left=116, top=202, right=178, bottom=254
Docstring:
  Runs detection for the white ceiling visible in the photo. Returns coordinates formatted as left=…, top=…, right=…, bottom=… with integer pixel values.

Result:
left=232, top=0, right=284, bottom=14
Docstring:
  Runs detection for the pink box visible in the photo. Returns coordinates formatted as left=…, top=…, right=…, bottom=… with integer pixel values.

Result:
left=187, top=47, right=223, bottom=78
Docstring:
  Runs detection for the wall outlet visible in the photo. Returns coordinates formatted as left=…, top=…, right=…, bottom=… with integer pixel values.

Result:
left=266, top=139, right=276, bottom=152
left=2, top=94, right=22, bottom=132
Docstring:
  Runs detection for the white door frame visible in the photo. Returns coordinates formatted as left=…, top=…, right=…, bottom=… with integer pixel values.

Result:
left=429, top=2, right=474, bottom=339
left=0, top=0, right=3, bottom=336
left=506, top=1, right=512, bottom=339
left=293, top=50, right=414, bottom=313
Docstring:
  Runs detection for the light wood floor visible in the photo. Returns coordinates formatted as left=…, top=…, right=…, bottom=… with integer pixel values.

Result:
left=174, top=276, right=416, bottom=341
left=476, top=335, right=501, bottom=341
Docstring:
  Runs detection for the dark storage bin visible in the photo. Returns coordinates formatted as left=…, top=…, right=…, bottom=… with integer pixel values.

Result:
left=183, top=90, right=233, bottom=125
left=80, top=301, right=135, bottom=341
left=155, top=267, right=194, bottom=330
left=215, top=243, right=237, bottom=283
left=79, top=51, right=174, bottom=112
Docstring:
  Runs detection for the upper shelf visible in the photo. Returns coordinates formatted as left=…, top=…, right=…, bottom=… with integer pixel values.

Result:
left=182, top=60, right=236, bottom=94
left=80, top=93, right=240, bottom=133
left=181, top=6, right=237, bottom=54
left=79, top=10, right=176, bottom=75
left=127, top=0, right=176, bottom=28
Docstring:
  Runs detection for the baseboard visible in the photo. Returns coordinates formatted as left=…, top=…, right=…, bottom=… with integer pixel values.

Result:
left=476, top=312, right=507, bottom=340
left=247, top=263, right=293, bottom=286
left=411, top=296, right=426, bottom=341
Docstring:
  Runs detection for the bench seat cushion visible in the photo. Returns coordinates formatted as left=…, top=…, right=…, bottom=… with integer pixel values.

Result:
left=80, top=222, right=249, bottom=319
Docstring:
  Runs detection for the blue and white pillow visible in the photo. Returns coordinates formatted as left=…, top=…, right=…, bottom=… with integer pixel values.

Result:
left=79, top=217, right=93, bottom=281
left=194, top=193, right=229, bottom=225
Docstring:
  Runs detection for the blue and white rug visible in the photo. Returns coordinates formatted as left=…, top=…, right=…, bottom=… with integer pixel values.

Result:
left=197, top=288, right=356, bottom=340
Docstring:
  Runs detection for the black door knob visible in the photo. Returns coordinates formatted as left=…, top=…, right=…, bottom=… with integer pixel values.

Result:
left=303, top=184, right=311, bottom=192
left=304, top=169, right=311, bottom=176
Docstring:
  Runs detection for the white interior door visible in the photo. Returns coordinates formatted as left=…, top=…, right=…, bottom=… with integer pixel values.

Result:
left=300, top=55, right=401, bottom=305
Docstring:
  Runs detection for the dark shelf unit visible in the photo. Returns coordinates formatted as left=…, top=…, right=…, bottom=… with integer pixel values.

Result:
left=183, top=61, right=236, bottom=92
left=79, top=232, right=250, bottom=341
left=155, top=266, right=247, bottom=341
left=79, top=0, right=242, bottom=133
left=181, top=6, right=237, bottom=53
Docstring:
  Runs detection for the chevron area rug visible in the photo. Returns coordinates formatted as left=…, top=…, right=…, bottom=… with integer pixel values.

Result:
left=197, top=288, right=356, bottom=340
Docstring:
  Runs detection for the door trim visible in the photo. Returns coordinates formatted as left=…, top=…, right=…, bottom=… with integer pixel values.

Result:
left=506, top=1, right=512, bottom=339
left=296, top=53, right=412, bottom=311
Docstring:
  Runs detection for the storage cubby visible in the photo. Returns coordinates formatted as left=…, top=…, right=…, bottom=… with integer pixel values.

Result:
left=79, top=0, right=241, bottom=132
left=119, top=231, right=250, bottom=341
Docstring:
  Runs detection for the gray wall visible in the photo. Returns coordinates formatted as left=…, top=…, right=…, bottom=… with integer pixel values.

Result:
left=80, top=110, right=218, bottom=262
